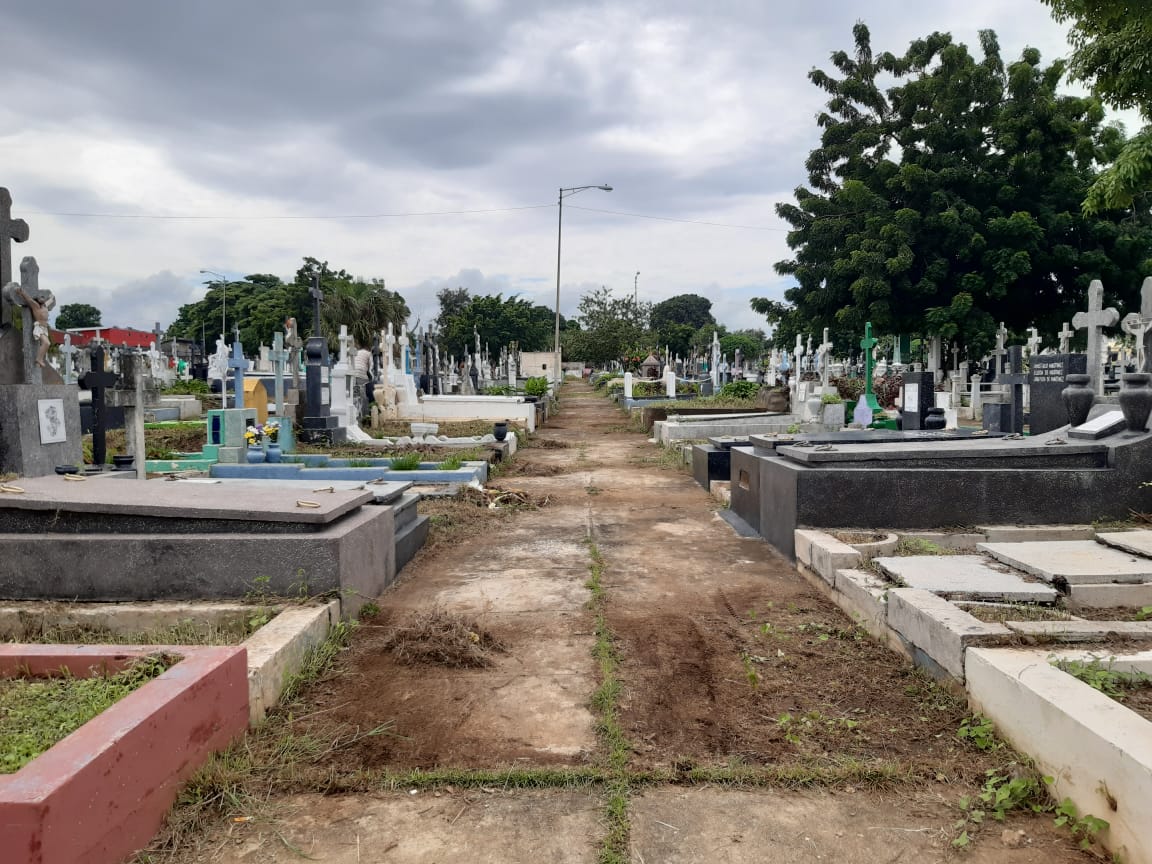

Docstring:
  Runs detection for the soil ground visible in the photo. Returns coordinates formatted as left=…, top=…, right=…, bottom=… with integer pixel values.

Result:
left=161, top=382, right=1096, bottom=863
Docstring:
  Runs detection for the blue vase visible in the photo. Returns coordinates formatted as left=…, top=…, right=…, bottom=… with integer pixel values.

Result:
left=265, top=443, right=282, bottom=463
left=246, top=447, right=266, bottom=464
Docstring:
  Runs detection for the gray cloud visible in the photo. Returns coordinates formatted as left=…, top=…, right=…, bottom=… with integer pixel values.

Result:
left=2, top=0, right=1082, bottom=340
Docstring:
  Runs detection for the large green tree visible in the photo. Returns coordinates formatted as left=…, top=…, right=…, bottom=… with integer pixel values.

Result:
left=439, top=293, right=554, bottom=356
left=651, top=293, right=715, bottom=357
left=1041, top=0, right=1152, bottom=212
left=54, top=303, right=101, bottom=329
left=759, top=24, right=1152, bottom=355
left=562, top=286, right=652, bottom=367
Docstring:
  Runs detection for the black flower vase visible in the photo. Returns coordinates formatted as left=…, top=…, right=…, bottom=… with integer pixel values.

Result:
left=1061, top=373, right=1094, bottom=428
left=1119, top=372, right=1152, bottom=433
left=493, top=420, right=508, bottom=442
left=923, top=407, right=947, bottom=431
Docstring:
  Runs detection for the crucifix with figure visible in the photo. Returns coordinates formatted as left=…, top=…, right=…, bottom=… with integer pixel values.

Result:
left=860, top=322, right=880, bottom=411
left=1073, top=280, right=1119, bottom=395
left=1122, top=277, right=1152, bottom=374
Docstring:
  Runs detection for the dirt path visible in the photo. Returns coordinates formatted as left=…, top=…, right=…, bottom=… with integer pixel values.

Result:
left=172, top=382, right=1093, bottom=863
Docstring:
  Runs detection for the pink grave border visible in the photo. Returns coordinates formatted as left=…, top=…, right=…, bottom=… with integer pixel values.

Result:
left=0, top=644, right=248, bottom=864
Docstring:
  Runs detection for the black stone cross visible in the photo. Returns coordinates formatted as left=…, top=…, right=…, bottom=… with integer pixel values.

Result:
left=310, top=275, right=324, bottom=338
left=995, top=345, right=1028, bottom=434
left=0, top=187, right=30, bottom=328
left=81, top=345, right=120, bottom=467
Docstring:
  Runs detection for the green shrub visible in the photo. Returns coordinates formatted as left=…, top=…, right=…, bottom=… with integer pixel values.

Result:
left=719, top=380, right=759, bottom=400
left=632, top=380, right=663, bottom=397
left=163, top=379, right=210, bottom=396
left=820, top=393, right=843, bottom=405
left=832, top=376, right=865, bottom=403
left=389, top=453, right=422, bottom=470
left=484, top=385, right=514, bottom=396
left=524, top=376, right=549, bottom=398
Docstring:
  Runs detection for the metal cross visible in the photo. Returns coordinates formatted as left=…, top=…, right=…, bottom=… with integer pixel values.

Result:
left=860, top=322, right=879, bottom=410
left=309, top=275, right=324, bottom=338
left=81, top=346, right=120, bottom=467
left=1073, top=279, right=1119, bottom=394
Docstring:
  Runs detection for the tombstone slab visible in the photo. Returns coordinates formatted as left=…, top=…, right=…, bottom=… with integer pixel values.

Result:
left=874, top=555, right=1058, bottom=602
left=1096, top=531, right=1152, bottom=559
left=978, top=541, right=1152, bottom=584
left=1068, top=409, right=1127, bottom=440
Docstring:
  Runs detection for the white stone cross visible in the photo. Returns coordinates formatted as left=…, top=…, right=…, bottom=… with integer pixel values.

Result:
left=1073, top=279, right=1120, bottom=394
left=1121, top=276, right=1152, bottom=374
left=1026, top=327, right=1042, bottom=358
left=1058, top=321, right=1073, bottom=354
left=336, top=324, right=353, bottom=368
left=817, top=327, right=833, bottom=388
left=793, top=333, right=805, bottom=368
left=992, top=322, right=1008, bottom=373
left=59, top=332, right=78, bottom=384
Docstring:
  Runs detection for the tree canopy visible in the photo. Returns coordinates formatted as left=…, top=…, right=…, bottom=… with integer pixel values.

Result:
left=167, top=257, right=408, bottom=353
left=758, top=23, right=1152, bottom=356
left=1041, top=0, right=1152, bottom=212
left=651, top=293, right=716, bottom=358
left=438, top=293, right=555, bottom=356
left=562, top=286, right=652, bottom=367
left=54, top=303, right=101, bottom=330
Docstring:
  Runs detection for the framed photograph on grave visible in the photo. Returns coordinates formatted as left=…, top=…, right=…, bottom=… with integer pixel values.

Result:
left=37, top=398, right=67, bottom=444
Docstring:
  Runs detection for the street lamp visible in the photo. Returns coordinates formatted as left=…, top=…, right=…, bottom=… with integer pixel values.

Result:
left=198, top=269, right=228, bottom=342
left=555, top=184, right=612, bottom=383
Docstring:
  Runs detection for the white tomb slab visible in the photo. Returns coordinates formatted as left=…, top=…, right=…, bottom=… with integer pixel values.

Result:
left=1096, top=530, right=1152, bottom=559
left=1068, top=410, right=1126, bottom=440
left=979, top=541, right=1152, bottom=585
left=874, top=555, right=1058, bottom=602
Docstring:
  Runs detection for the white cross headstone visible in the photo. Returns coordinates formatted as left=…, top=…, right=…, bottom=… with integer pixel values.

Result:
left=817, top=327, right=833, bottom=389
left=664, top=365, right=676, bottom=398
left=270, top=331, right=289, bottom=417
left=992, top=323, right=1008, bottom=374
left=59, top=333, right=78, bottom=385
left=1073, top=279, right=1120, bottom=395
left=1059, top=321, right=1073, bottom=354
left=1121, top=276, right=1152, bottom=374
left=793, top=334, right=805, bottom=371
left=1026, top=327, right=1042, bottom=358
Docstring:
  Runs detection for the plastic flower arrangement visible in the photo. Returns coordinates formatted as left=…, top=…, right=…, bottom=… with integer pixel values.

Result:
left=244, top=426, right=262, bottom=446
left=263, top=420, right=280, bottom=443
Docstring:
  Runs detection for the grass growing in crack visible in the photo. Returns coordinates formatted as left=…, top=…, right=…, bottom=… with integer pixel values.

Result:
left=584, top=539, right=632, bottom=864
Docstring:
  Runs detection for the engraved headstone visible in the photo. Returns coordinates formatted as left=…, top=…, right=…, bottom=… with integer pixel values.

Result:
left=1028, top=353, right=1088, bottom=434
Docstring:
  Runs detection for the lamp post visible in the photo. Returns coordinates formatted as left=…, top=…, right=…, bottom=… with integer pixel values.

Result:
left=634, top=270, right=640, bottom=302
left=198, top=269, right=228, bottom=342
left=555, top=184, right=612, bottom=383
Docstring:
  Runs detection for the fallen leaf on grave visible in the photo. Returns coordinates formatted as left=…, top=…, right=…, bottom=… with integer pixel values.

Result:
left=232, top=816, right=253, bottom=823
left=296, top=500, right=322, bottom=508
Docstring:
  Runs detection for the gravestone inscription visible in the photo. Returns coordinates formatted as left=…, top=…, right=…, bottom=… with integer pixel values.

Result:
left=1028, top=353, right=1087, bottom=434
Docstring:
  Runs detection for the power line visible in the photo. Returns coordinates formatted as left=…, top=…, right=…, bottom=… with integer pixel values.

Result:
left=565, top=204, right=788, bottom=231
left=23, top=204, right=556, bottom=220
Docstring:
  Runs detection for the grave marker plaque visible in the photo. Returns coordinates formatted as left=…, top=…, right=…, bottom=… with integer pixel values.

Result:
left=900, top=370, right=935, bottom=431
left=1028, top=353, right=1087, bottom=434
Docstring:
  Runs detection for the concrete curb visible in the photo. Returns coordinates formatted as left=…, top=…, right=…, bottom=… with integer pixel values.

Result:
left=243, top=600, right=340, bottom=724
left=967, top=647, right=1152, bottom=864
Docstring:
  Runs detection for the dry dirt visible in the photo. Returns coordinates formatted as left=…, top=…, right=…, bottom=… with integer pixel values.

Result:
left=172, top=381, right=1096, bottom=863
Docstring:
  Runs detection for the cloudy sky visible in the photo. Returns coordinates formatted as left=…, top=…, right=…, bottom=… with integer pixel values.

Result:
left=0, top=0, right=1094, bottom=339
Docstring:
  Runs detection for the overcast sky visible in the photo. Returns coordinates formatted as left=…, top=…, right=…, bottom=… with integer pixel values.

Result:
left=0, top=0, right=1094, bottom=340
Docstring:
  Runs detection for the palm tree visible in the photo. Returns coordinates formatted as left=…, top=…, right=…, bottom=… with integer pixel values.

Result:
left=320, top=278, right=410, bottom=352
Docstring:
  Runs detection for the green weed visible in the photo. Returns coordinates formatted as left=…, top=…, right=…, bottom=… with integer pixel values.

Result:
left=388, top=453, right=422, bottom=471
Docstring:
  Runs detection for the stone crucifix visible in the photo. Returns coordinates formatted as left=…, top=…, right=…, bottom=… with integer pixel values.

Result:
left=228, top=339, right=250, bottom=410
left=1073, top=279, right=1120, bottom=395
left=270, top=331, right=289, bottom=417
left=1026, top=327, right=1042, bottom=358
left=0, top=187, right=30, bottom=330
left=1058, top=321, right=1074, bottom=354
left=1121, top=276, right=1152, bottom=374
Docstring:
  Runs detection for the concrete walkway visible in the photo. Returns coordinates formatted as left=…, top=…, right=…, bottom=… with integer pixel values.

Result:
left=186, top=382, right=1092, bottom=864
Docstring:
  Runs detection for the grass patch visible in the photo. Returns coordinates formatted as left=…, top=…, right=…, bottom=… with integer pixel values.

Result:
left=892, top=537, right=958, bottom=556
left=388, top=452, right=422, bottom=471
left=1, top=653, right=173, bottom=773
left=8, top=614, right=273, bottom=646
left=958, top=604, right=1072, bottom=624
left=584, top=539, right=632, bottom=863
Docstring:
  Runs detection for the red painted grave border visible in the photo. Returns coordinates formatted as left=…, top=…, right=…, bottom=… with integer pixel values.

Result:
left=0, top=644, right=248, bottom=864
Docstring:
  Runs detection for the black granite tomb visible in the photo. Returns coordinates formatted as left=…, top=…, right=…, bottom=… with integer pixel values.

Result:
left=1029, top=353, right=1087, bottom=434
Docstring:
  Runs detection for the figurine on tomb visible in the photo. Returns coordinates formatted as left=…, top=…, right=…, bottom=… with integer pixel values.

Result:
left=13, top=285, right=55, bottom=368
left=285, top=316, right=302, bottom=387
